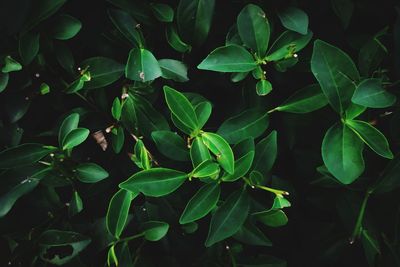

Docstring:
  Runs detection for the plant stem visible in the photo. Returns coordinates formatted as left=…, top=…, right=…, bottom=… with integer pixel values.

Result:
left=350, top=190, right=372, bottom=244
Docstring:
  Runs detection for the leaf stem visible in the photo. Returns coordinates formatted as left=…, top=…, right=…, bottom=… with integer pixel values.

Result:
left=242, top=177, right=289, bottom=196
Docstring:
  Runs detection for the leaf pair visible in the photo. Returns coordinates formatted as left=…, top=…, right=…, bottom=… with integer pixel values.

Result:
left=58, top=113, right=89, bottom=150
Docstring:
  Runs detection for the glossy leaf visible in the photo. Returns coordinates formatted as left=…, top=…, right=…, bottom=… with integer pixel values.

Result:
left=141, top=221, right=169, bottom=241
left=345, top=103, right=366, bottom=120
left=278, top=7, right=309, bottom=35
left=346, top=120, right=393, bottom=159
left=190, top=160, right=220, bottom=178
left=252, top=131, right=277, bottom=175
left=198, top=45, right=257, bottom=72
left=351, top=78, right=396, bottom=108
left=0, top=144, right=55, bottom=169
left=151, top=130, right=189, bottom=161
left=51, top=14, right=82, bottom=40
left=253, top=209, right=288, bottom=227
left=62, top=128, right=90, bottom=150
left=256, top=80, right=273, bottom=96
left=119, top=168, right=187, bottom=197
left=195, top=101, right=212, bottom=129
left=322, top=122, right=365, bottom=184
left=158, top=59, right=189, bottom=82
left=80, top=57, right=124, bottom=89
left=165, top=24, right=191, bottom=53
left=217, top=109, right=269, bottom=144
left=237, top=4, right=270, bottom=56
left=205, top=188, right=250, bottom=247
left=76, top=163, right=109, bottom=183
left=59, top=113, right=79, bottom=147
left=151, top=3, right=174, bottom=22
left=125, top=48, right=162, bottom=82
left=179, top=182, right=220, bottom=224
left=190, top=136, right=212, bottom=167
left=108, top=8, right=142, bottom=46
left=202, top=132, right=235, bottom=174
left=2, top=56, right=22, bottom=73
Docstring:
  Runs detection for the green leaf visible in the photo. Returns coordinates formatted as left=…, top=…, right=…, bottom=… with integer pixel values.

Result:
left=0, top=143, right=55, bottom=169
left=205, top=188, right=250, bottom=247
left=311, top=39, right=360, bottom=114
left=55, top=42, right=75, bottom=74
left=256, top=80, right=273, bottom=96
left=217, top=109, right=269, bottom=144
left=68, top=191, right=83, bottom=217
left=358, top=35, right=387, bottom=76
left=361, top=229, right=381, bottom=266
left=165, top=24, right=191, bottom=53
left=177, top=0, right=215, bottom=45
left=108, top=8, right=142, bottom=47
left=276, top=84, right=328, bottom=113
left=80, top=57, right=124, bottom=89
left=111, top=126, right=125, bottom=154
left=272, top=195, right=291, bottom=209
left=106, top=189, right=138, bottom=238
left=345, top=103, right=366, bottom=120
left=133, top=139, right=151, bottom=170
left=252, top=131, right=277, bottom=175
left=278, top=7, right=309, bottom=35
left=202, top=132, right=235, bottom=174
left=163, top=85, right=199, bottom=131
left=198, top=45, right=257, bottom=72
left=111, top=98, right=122, bottom=121
left=141, top=221, right=169, bottom=241
left=51, top=14, right=82, bottom=40
left=0, top=73, right=9, bottom=93
left=179, top=182, right=220, bottom=224
left=59, top=113, right=79, bottom=147
left=195, top=101, right=212, bottom=129
left=119, top=168, right=187, bottom=197
left=190, top=136, right=212, bottom=167
left=346, top=120, right=393, bottom=159
left=331, top=0, right=354, bottom=28
left=233, top=220, right=272, bottom=246
left=374, top=156, right=400, bottom=194
left=266, top=30, right=313, bottom=62
left=151, top=3, right=174, bottom=22
left=38, top=230, right=91, bottom=266
left=151, top=130, right=189, bottom=161
left=19, top=31, right=40, bottom=65
left=222, top=138, right=255, bottom=182
left=351, top=78, right=396, bottom=108
left=62, top=128, right=89, bottom=150
left=253, top=209, right=288, bottom=227
left=158, top=59, right=189, bottom=82
left=190, top=160, right=220, bottom=178
left=2, top=56, right=22, bottom=73
left=237, top=4, right=270, bottom=56
left=125, top=48, right=162, bottom=82
left=76, top=163, right=109, bottom=183
left=322, top=122, right=365, bottom=184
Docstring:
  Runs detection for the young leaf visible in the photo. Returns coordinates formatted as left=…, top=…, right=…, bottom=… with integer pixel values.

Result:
left=111, top=98, right=122, bottom=121
left=151, top=130, right=189, bottom=161
left=351, top=78, right=396, bottom=108
left=222, top=144, right=254, bottom=182
left=106, top=189, right=138, bottom=238
left=253, top=209, right=288, bottom=227
left=119, top=168, right=187, bottom=197
left=198, top=45, right=257, bottom=72
left=80, top=57, right=124, bottom=89
left=190, top=160, right=220, bottom=178
left=151, top=3, right=174, bottom=22
left=311, top=39, right=360, bottom=114
left=202, top=132, right=235, bottom=174
left=141, top=221, right=169, bottom=241
left=108, top=8, right=142, bottom=47
left=217, top=109, right=269, bottom=144
left=158, top=59, right=189, bottom=82
left=2, top=56, right=22, bottom=73
left=190, top=136, right=212, bottom=167
left=111, top=126, right=125, bottom=153
left=62, top=128, right=90, bottom=150
left=237, top=4, right=270, bottom=56
left=205, top=188, right=250, bottom=247
left=278, top=7, right=309, bottom=35
left=0, top=144, right=55, bottom=169
left=252, top=131, right=277, bottom=175
left=69, top=191, right=83, bottom=217
left=133, top=140, right=151, bottom=170
left=179, top=182, right=220, bottom=224
left=163, top=85, right=199, bottom=131
left=322, top=122, right=365, bottom=184
left=256, top=80, right=273, bottom=96
left=19, top=31, right=40, bottom=65
left=51, top=14, right=82, bottom=40
left=59, top=113, right=79, bottom=147
left=276, top=84, right=328, bottom=113
left=76, top=163, right=109, bottom=183
left=195, top=101, right=212, bottom=129
left=125, top=48, right=162, bottom=82
left=346, top=120, right=393, bottom=159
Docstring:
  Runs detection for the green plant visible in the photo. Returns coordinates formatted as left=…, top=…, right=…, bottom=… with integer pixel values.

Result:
left=0, top=0, right=399, bottom=266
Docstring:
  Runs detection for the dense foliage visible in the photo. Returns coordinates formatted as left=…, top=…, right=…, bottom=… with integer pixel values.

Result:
left=0, top=0, right=399, bottom=266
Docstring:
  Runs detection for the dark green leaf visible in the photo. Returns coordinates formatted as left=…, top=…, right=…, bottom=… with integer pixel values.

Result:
left=331, top=0, right=354, bottom=28
left=80, top=57, right=124, bottom=89
left=108, top=8, right=142, bottom=47
left=190, top=136, right=212, bottom=167
left=195, top=101, right=212, bottom=129
left=151, top=130, right=189, bottom=161
left=278, top=7, right=309, bottom=35
left=202, top=132, right=235, bottom=174
left=76, top=163, right=109, bottom=183
left=2, top=56, right=22, bottom=73
left=19, top=31, right=40, bottom=65
left=233, top=220, right=272, bottom=246
left=253, top=209, right=288, bottom=227
left=111, top=98, right=122, bottom=121
left=59, top=113, right=79, bottom=147
left=190, top=160, right=220, bottom=178
left=51, top=14, right=82, bottom=40
left=68, top=191, right=83, bottom=217
left=374, top=155, right=400, bottom=194
left=111, top=126, right=125, bottom=153
left=151, top=3, right=174, bottom=22
left=0, top=143, right=55, bottom=169
left=125, top=48, right=162, bottom=82
left=256, top=80, right=273, bottom=96
left=141, top=221, right=169, bottom=241
left=62, top=128, right=89, bottom=150
left=351, top=78, right=396, bottom=108
left=158, top=59, right=189, bottom=82
left=252, top=131, right=277, bottom=175
left=165, top=24, right=191, bottom=53
left=0, top=72, right=9, bottom=93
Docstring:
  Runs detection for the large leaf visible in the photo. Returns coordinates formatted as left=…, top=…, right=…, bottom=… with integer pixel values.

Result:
left=322, top=122, right=365, bottom=184
left=151, top=130, right=189, bottom=161
left=205, top=188, right=250, bottom=247
left=195, top=101, right=212, bottom=129
left=106, top=189, right=138, bottom=238
left=252, top=131, right=277, bottom=175
left=276, top=84, right=328, bottom=113
left=108, top=8, right=142, bottom=47
left=198, top=45, right=257, bottom=72
left=179, top=182, right=220, bottom=224
left=51, top=14, right=82, bottom=40
left=0, top=143, right=55, bottom=169
left=311, top=39, right=360, bottom=114
left=217, top=109, right=269, bottom=144
left=177, top=0, right=215, bottom=45
left=237, top=4, right=270, bottom=56
left=158, top=59, right=189, bottom=82
left=351, top=78, right=396, bottom=108
left=346, top=120, right=393, bottom=159
left=119, top=168, right=187, bottom=197
left=166, top=24, right=191, bottom=53
left=76, top=163, right=109, bottom=183
left=80, top=57, right=124, bottom=89
left=278, top=7, right=309, bottom=35
left=125, top=48, right=162, bottom=82
left=201, top=132, right=235, bottom=174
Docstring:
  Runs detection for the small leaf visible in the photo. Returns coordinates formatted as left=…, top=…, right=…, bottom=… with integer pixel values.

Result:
left=253, top=209, right=288, bottom=227
left=190, top=136, right=212, bottom=168
left=0, top=144, right=55, bottom=169
left=151, top=130, right=189, bottom=161
left=62, top=128, right=89, bottom=150
left=272, top=195, right=291, bottom=209
left=374, top=156, right=400, bottom=194
left=158, top=59, right=189, bottom=82
left=278, top=7, right=309, bottom=35
left=111, top=98, right=122, bottom=121
left=51, top=14, right=82, bottom=40
left=59, top=113, right=79, bottom=147
left=198, top=45, right=257, bottom=72
left=205, top=188, right=250, bottom=247
left=202, top=132, right=235, bottom=174
left=346, top=120, right=393, bottom=159
left=106, top=189, right=138, bottom=238
left=125, top=48, right=162, bottom=82
left=345, top=103, right=366, bottom=120
left=276, top=84, right=328, bottom=113
left=322, top=122, right=365, bottom=184
left=252, top=131, right=277, bottom=175
left=119, top=168, right=187, bottom=197
left=256, top=80, right=273, bottom=96
left=111, top=126, right=125, bottom=153
left=0, top=73, right=9, bottom=93
left=151, top=3, right=174, bottom=22
left=76, top=163, right=109, bottom=183
left=351, top=78, right=396, bottom=108
left=68, top=191, right=83, bottom=217
left=190, top=160, right=220, bottom=178
left=179, top=182, right=220, bottom=224
left=2, top=56, right=22, bottom=73
left=141, top=221, right=169, bottom=241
